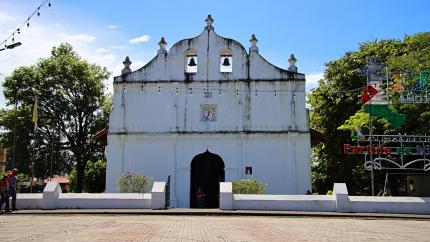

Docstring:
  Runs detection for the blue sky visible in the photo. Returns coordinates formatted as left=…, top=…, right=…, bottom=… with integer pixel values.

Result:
left=0, top=0, right=429, bottom=107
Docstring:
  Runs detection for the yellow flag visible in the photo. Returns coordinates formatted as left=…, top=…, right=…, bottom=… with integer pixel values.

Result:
left=32, top=96, right=38, bottom=131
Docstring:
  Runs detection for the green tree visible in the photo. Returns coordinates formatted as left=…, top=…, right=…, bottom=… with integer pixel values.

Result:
left=308, top=32, right=430, bottom=195
left=1, top=43, right=110, bottom=192
left=0, top=106, right=40, bottom=176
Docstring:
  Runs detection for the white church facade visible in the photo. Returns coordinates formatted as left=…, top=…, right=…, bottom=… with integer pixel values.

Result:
left=106, top=15, right=311, bottom=208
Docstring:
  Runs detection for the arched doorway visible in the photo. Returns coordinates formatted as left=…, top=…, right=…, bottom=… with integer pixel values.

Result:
left=190, top=150, right=225, bottom=208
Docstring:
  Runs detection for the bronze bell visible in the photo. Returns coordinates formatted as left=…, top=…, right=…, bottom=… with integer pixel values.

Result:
left=188, top=57, right=197, bottom=66
left=222, top=57, right=230, bottom=66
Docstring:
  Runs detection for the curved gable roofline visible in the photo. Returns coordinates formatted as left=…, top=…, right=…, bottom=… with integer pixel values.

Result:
left=204, top=30, right=302, bottom=77
left=169, top=31, right=205, bottom=50
left=128, top=31, right=205, bottom=77
left=115, top=28, right=303, bottom=82
left=114, top=31, right=205, bottom=82
left=168, top=29, right=247, bottom=55
left=257, top=51, right=299, bottom=75
left=212, top=30, right=249, bottom=54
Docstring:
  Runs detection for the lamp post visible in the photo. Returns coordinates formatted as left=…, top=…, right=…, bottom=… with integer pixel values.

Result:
left=11, top=96, right=17, bottom=169
left=0, top=42, right=22, bottom=52
left=49, top=88, right=56, bottom=180
left=1, top=42, right=22, bottom=168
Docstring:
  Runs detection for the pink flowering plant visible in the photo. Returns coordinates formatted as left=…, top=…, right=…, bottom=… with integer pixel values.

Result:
left=116, top=171, right=153, bottom=193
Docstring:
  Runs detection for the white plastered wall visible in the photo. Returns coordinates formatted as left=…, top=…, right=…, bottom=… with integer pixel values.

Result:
left=106, top=26, right=311, bottom=207
left=106, top=132, right=311, bottom=208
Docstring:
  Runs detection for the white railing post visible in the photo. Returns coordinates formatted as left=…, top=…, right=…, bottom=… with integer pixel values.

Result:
left=42, top=182, right=62, bottom=209
left=151, top=182, right=166, bottom=209
left=333, top=183, right=350, bottom=212
left=220, top=182, right=233, bottom=210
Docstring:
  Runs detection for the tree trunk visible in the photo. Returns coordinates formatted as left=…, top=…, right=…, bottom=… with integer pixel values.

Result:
left=76, top=160, right=84, bottom=193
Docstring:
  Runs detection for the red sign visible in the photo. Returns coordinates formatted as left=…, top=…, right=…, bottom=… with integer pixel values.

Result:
left=245, top=166, right=253, bottom=175
left=344, top=144, right=392, bottom=154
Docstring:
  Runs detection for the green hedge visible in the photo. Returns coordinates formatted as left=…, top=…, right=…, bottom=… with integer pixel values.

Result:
left=232, top=178, right=267, bottom=194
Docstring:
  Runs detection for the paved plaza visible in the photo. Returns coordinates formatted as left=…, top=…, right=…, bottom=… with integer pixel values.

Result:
left=1, top=214, right=429, bottom=241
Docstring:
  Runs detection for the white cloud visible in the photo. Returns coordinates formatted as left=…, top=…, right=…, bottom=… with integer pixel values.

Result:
left=95, top=48, right=109, bottom=53
left=0, top=10, right=134, bottom=108
left=129, top=35, right=150, bottom=44
left=108, top=25, right=118, bottom=29
left=86, top=54, right=117, bottom=69
left=305, top=72, right=324, bottom=92
left=0, top=11, right=15, bottom=23
left=109, top=45, right=127, bottom=50
left=61, top=33, right=96, bottom=43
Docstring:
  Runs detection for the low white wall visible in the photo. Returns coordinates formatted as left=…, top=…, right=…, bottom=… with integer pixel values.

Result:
left=15, top=182, right=430, bottom=214
left=16, top=194, right=43, bottom=209
left=233, top=194, right=335, bottom=211
left=349, top=196, right=430, bottom=215
left=57, top=193, right=151, bottom=209
left=15, top=181, right=164, bottom=210
left=221, top=182, right=430, bottom=214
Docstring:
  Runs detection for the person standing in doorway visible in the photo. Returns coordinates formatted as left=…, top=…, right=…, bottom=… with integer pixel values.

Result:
left=8, top=168, right=18, bottom=211
left=196, top=187, right=206, bottom=208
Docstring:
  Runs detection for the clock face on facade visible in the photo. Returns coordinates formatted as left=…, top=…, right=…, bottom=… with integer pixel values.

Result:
left=201, top=104, right=217, bottom=122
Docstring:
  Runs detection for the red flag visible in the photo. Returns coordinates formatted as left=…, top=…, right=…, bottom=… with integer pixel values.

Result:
left=361, top=85, right=378, bottom=104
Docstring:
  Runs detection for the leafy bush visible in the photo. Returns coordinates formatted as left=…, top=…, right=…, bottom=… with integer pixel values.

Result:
left=18, top=184, right=44, bottom=193
left=83, top=159, right=106, bottom=193
left=117, top=171, right=153, bottom=193
left=16, top=173, right=27, bottom=192
left=69, top=159, right=106, bottom=193
left=232, top=178, right=267, bottom=194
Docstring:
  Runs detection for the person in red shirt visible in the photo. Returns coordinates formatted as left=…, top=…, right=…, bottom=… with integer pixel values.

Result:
left=0, top=175, right=10, bottom=212
left=196, top=187, right=206, bottom=208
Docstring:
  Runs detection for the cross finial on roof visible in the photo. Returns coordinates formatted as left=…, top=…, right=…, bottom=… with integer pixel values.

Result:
left=249, top=34, right=259, bottom=53
left=288, top=54, right=298, bottom=72
left=122, top=56, right=132, bottom=75
left=205, top=14, right=214, bottom=30
left=158, top=37, right=168, bottom=54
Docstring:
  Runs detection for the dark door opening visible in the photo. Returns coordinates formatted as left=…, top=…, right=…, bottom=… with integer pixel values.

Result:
left=190, top=150, right=225, bottom=208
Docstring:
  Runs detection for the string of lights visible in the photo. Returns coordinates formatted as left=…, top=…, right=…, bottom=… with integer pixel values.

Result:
left=129, top=86, right=305, bottom=92
left=1, top=0, right=52, bottom=47
left=118, top=77, right=388, bottom=96
left=387, top=70, right=430, bottom=78
left=327, top=69, right=430, bottom=95
left=122, top=85, right=305, bottom=97
left=329, top=85, right=366, bottom=94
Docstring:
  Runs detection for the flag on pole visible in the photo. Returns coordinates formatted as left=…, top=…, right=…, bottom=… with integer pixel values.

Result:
left=32, top=96, right=38, bottom=132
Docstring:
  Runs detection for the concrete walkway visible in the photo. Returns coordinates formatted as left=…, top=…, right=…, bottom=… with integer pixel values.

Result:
left=4, top=208, right=430, bottom=220
left=2, top=214, right=430, bottom=241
